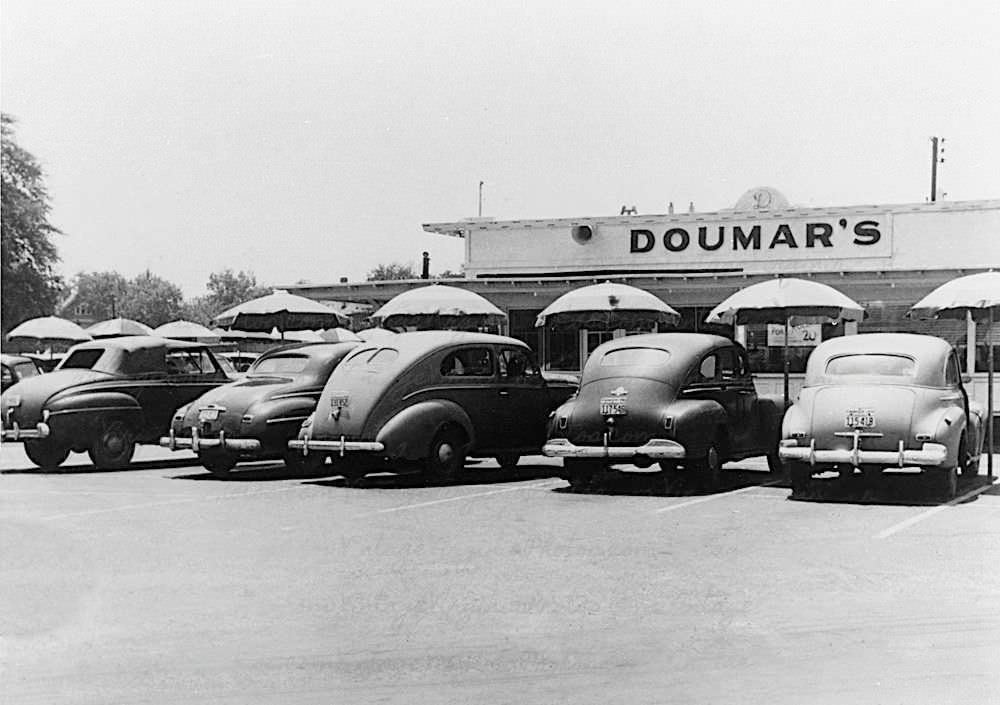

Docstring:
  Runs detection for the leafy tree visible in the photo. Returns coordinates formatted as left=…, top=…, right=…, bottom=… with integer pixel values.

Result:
left=68, top=271, right=129, bottom=321
left=180, top=295, right=216, bottom=327
left=1, top=113, right=63, bottom=331
left=367, top=262, right=417, bottom=281
left=206, top=269, right=268, bottom=312
left=118, top=271, right=184, bottom=328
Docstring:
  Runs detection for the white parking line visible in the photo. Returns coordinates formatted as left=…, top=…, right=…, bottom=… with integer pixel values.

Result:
left=371, top=480, right=561, bottom=515
left=38, top=484, right=305, bottom=522
left=875, top=478, right=1000, bottom=539
left=654, top=480, right=783, bottom=514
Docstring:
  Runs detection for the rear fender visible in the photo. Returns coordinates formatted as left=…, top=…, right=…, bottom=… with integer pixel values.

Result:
left=376, top=400, right=475, bottom=461
left=667, top=399, right=727, bottom=455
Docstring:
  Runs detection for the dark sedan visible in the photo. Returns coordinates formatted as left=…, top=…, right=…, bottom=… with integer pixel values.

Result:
left=543, top=333, right=784, bottom=491
left=2, top=353, right=42, bottom=392
left=288, top=331, right=577, bottom=484
left=161, top=341, right=360, bottom=477
left=1, top=337, right=229, bottom=470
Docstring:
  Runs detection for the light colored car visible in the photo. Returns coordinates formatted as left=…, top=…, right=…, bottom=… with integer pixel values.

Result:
left=779, top=333, right=984, bottom=499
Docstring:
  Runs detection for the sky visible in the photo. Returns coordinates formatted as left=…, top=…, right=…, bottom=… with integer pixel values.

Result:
left=2, top=0, right=999, bottom=298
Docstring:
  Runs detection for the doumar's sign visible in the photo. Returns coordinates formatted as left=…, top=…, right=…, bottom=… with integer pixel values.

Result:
left=627, top=214, right=892, bottom=261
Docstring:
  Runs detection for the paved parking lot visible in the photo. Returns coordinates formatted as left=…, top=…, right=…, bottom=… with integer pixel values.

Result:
left=2, top=444, right=998, bottom=705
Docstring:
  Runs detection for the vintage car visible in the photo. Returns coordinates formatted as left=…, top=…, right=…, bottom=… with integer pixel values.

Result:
left=543, top=333, right=784, bottom=490
left=779, top=333, right=984, bottom=499
left=2, top=353, right=42, bottom=392
left=288, top=331, right=578, bottom=483
left=0, top=336, right=230, bottom=470
left=161, top=341, right=360, bottom=476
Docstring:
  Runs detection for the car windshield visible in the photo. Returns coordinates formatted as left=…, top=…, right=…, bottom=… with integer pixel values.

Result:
left=250, top=354, right=310, bottom=375
left=825, top=354, right=916, bottom=376
left=600, top=347, right=671, bottom=367
left=59, top=349, right=106, bottom=370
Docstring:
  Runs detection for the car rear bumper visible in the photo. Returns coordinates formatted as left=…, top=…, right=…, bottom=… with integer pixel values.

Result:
left=287, top=437, right=385, bottom=456
left=1, top=422, right=50, bottom=441
left=542, top=437, right=685, bottom=461
left=160, top=429, right=261, bottom=452
left=779, top=438, right=948, bottom=467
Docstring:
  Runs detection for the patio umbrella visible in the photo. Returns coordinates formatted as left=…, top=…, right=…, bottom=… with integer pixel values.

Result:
left=356, top=327, right=396, bottom=342
left=7, top=316, right=92, bottom=348
left=153, top=320, right=220, bottom=342
left=272, top=327, right=324, bottom=343
left=705, top=277, right=865, bottom=406
left=319, top=327, right=362, bottom=343
left=212, top=290, right=348, bottom=340
left=535, top=282, right=680, bottom=330
left=371, top=284, right=506, bottom=332
left=86, top=318, right=153, bottom=338
left=908, top=271, right=1000, bottom=478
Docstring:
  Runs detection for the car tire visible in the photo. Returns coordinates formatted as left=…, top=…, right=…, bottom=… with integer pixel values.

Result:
left=425, top=428, right=466, bottom=484
left=24, top=440, right=70, bottom=471
left=789, top=462, right=812, bottom=497
left=658, top=462, right=683, bottom=492
left=495, top=453, right=520, bottom=470
left=691, top=440, right=723, bottom=491
left=564, top=458, right=599, bottom=492
left=766, top=450, right=783, bottom=477
left=935, top=466, right=958, bottom=501
left=958, top=434, right=978, bottom=478
left=88, top=419, right=136, bottom=470
left=201, top=452, right=237, bottom=478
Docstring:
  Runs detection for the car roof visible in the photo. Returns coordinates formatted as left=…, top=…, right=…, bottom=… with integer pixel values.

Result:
left=70, top=335, right=209, bottom=353
left=359, top=330, right=528, bottom=355
left=257, top=341, right=357, bottom=360
left=805, top=333, right=952, bottom=386
left=598, top=332, right=735, bottom=357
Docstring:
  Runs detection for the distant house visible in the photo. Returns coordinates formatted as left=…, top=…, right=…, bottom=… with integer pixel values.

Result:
left=55, top=287, right=102, bottom=329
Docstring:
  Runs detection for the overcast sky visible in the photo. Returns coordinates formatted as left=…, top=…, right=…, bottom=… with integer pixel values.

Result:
left=3, top=0, right=999, bottom=297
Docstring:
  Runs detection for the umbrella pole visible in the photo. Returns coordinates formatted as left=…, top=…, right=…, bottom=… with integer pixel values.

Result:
left=989, top=307, right=995, bottom=479
left=783, top=317, right=790, bottom=408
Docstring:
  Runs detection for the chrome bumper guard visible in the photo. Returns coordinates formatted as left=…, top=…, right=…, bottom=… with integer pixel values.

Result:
left=160, top=428, right=261, bottom=452
left=542, top=437, right=686, bottom=460
left=779, top=433, right=948, bottom=468
left=287, top=436, right=385, bottom=457
left=1, top=421, right=50, bottom=441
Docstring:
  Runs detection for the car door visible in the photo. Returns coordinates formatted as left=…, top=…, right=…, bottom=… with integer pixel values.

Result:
left=723, top=346, right=760, bottom=453
left=682, top=347, right=751, bottom=455
left=437, top=345, right=501, bottom=451
left=495, top=346, right=549, bottom=451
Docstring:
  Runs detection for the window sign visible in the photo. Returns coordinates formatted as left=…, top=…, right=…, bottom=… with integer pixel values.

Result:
left=767, top=323, right=822, bottom=347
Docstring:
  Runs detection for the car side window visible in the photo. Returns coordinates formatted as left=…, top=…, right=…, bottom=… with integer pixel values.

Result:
left=440, top=347, right=494, bottom=377
left=946, top=351, right=961, bottom=387
left=718, top=348, right=739, bottom=380
left=498, top=348, right=539, bottom=381
left=697, top=354, right=717, bottom=382
left=166, top=350, right=218, bottom=375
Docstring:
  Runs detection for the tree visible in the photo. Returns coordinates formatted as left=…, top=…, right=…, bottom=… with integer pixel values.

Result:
left=68, top=271, right=129, bottom=321
left=1, top=113, right=63, bottom=331
left=367, top=262, right=417, bottom=281
left=206, top=269, right=268, bottom=312
left=118, top=271, right=184, bottom=328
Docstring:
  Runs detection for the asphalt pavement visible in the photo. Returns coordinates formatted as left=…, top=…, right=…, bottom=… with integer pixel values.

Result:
left=2, top=443, right=998, bottom=704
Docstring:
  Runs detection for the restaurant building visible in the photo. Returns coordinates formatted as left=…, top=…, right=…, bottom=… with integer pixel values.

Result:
left=285, top=187, right=1000, bottom=404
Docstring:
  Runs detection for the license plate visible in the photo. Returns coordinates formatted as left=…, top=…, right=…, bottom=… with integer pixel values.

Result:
left=198, top=408, right=220, bottom=422
left=600, top=398, right=627, bottom=416
left=330, top=393, right=350, bottom=409
left=845, top=409, right=874, bottom=428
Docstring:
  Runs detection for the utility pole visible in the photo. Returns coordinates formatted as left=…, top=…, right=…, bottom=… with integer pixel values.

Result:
left=478, top=180, right=484, bottom=217
left=930, top=136, right=945, bottom=202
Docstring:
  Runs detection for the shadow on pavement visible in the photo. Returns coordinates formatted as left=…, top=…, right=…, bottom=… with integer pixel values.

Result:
left=1, top=457, right=197, bottom=475
left=789, top=472, right=991, bottom=506
left=554, top=467, right=782, bottom=497
left=172, top=460, right=336, bottom=482
left=305, top=463, right=560, bottom=490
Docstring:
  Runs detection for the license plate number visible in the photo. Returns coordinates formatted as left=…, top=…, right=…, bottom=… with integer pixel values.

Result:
left=330, top=394, right=350, bottom=409
left=198, top=408, right=220, bottom=422
left=600, top=398, right=627, bottom=416
left=845, top=409, right=874, bottom=428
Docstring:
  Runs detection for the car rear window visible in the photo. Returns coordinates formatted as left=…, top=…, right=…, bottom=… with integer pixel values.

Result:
left=60, top=349, right=105, bottom=370
left=599, top=347, right=671, bottom=367
left=825, top=354, right=915, bottom=376
left=250, top=354, right=310, bottom=375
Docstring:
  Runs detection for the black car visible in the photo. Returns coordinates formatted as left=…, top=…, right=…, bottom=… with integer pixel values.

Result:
left=1, top=353, right=42, bottom=393
left=162, top=342, right=360, bottom=477
left=1, top=337, right=229, bottom=470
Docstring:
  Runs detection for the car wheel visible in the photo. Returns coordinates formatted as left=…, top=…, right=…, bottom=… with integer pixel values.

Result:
left=201, top=452, right=238, bottom=478
left=958, top=434, right=978, bottom=478
left=789, top=462, right=812, bottom=497
left=24, top=440, right=70, bottom=471
left=766, top=450, right=783, bottom=477
left=935, top=466, right=958, bottom=501
left=691, top=440, right=723, bottom=491
left=564, top=458, right=599, bottom=492
left=283, top=450, right=326, bottom=476
left=658, top=462, right=683, bottom=492
left=495, top=453, right=520, bottom=470
left=425, top=428, right=466, bottom=483
left=88, top=419, right=136, bottom=470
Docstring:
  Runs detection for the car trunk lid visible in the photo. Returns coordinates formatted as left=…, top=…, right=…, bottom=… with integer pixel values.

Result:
left=564, top=376, right=678, bottom=447
left=811, top=385, right=916, bottom=451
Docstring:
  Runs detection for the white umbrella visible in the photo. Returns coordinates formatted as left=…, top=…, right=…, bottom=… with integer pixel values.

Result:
left=319, top=327, right=362, bottom=343
left=371, top=284, right=506, bottom=331
left=272, top=328, right=324, bottom=343
left=212, top=290, right=348, bottom=339
left=535, top=282, right=680, bottom=330
left=153, top=320, right=220, bottom=342
left=7, top=316, right=92, bottom=345
left=705, top=277, right=865, bottom=406
left=909, top=271, right=1000, bottom=477
left=86, top=317, right=153, bottom=338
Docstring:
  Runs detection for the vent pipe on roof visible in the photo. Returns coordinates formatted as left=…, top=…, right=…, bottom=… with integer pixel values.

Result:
left=421, top=252, right=430, bottom=279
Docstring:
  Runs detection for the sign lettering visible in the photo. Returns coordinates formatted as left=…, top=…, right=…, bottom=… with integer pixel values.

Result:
left=629, top=219, right=884, bottom=255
